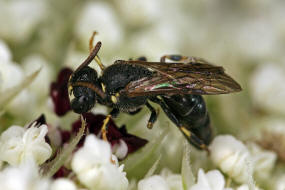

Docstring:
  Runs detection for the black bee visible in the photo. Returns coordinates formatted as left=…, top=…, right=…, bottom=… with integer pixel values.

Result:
left=68, top=39, right=241, bottom=150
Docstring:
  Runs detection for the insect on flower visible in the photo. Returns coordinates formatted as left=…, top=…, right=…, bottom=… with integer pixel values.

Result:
left=68, top=32, right=242, bottom=151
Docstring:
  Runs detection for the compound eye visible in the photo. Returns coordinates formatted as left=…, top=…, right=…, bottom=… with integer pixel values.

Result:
left=70, top=96, right=95, bottom=114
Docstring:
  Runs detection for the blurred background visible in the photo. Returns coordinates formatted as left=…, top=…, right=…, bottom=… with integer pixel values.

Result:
left=0, top=0, right=285, bottom=188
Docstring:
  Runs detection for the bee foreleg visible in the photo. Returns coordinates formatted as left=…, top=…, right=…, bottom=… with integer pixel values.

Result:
left=101, top=114, right=111, bottom=141
left=100, top=109, right=120, bottom=141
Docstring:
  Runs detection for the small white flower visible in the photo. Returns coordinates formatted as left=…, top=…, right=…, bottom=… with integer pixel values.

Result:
left=50, top=178, right=77, bottom=190
left=138, top=175, right=169, bottom=190
left=0, top=71, right=2, bottom=93
left=0, top=0, right=47, bottom=42
left=236, top=184, right=262, bottom=190
left=112, top=139, right=128, bottom=160
left=189, top=169, right=232, bottom=190
left=0, top=123, right=52, bottom=166
left=209, top=135, right=253, bottom=184
left=257, top=118, right=285, bottom=161
left=71, top=134, right=128, bottom=190
left=0, top=161, right=50, bottom=190
left=75, top=2, right=123, bottom=55
left=0, top=40, right=11, bottom=62
left=275, top=175, right=285, bottom=190
left=250, top=63, right=285, bottom=115
left=138, top=168, right=184, bottom=190
left=247, top=142, right=276, bottom=180
left=234, top=17, right=277, bottom=59
left=160, top=168, right=183, bottom=190
left=115, top=0, right=160, bottom=26
left=0, top=61, right=24, bottom=92
left=22, top=54, right=53, bottom=100
left=129, top=22, right=179, bottom=61
left=0, top=48, right=36, bottom=116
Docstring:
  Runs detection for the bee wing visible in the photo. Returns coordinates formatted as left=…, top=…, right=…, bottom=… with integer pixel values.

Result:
left=116, top=58, right=242, bottom=97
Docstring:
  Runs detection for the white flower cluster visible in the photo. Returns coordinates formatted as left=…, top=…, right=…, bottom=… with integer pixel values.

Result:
left=0, top=121, right=77, bottom=190
left=0, top=162, right=76, bottom=190
left=71, top=134, right=128, bottom=190
left=209, top=135, right=252, bottom=183
left=0, top=40, right=52, bottom=117
left=75, top=2, right=123, bottom=56
left=137, top=167, right=263, bottom=190
left=0, top=123, right=52, bottom=166
left=209, top=135, right=276, bottom=185
left=250, top=63, right=285, bottom=115
left=0, top=163, right=50, bottom=190
left=50, top=178, right=77, bottom=190
left=189, top=169, right=231, bottom=190
left=0, top=122, right=129, bottom=190
left=189, top=169, right=261, bottom=190
left=247, top=142, right=276, bottom=180
left=138, top=175, right=170, bottom=190
left=0, top=0, right=47, bottom=42
left=138, top=168, right=183, bottom=190
left=0, top=40, right=29, bottom=115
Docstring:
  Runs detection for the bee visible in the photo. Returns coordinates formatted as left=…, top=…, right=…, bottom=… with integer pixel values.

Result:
left=68, top=34, right=242, bottom=151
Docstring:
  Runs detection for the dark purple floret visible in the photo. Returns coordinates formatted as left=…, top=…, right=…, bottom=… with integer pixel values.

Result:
left=50, top=68, right=73, bottom=116
left=52, top=166, right=72, bottom=179
left=116, top=125, right=148, bottom=154
left=28, top=114, right=46, bottom=128
left=59, top=128, right=72, bottom=145
left=72, top=113, right=148, bottom=158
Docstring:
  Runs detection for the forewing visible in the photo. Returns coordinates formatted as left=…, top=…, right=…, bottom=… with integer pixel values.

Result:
left=116, top=58, right=242, bottom=97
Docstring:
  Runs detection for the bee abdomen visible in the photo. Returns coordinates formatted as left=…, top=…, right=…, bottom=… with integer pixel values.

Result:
left=162, top=94, right=213, bottom=145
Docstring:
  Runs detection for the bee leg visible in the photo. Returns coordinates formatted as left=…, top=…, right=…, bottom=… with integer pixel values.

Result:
left=160, top=55, right=195, bottom=63
left=101, top=115, right=111, bottom=141
left=89, top=31, right=105, bottom=71
left=150, top=97, right=209, bottom=151
left=146, top=102, right=159, bottom=129
left=180, top=126, right=209, bottom=153
left=101, top=109, right=120, bottom=141
left=110, top=108, right=120, bottom=118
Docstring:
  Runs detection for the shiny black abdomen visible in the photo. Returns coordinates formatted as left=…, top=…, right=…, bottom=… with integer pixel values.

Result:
left=162, top=94, right=212, bottom=145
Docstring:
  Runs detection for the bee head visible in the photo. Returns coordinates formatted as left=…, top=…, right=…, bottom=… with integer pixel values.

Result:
left=70, top=93, right=96, bottom=114
left=68, top=66, right=99, bottom=114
